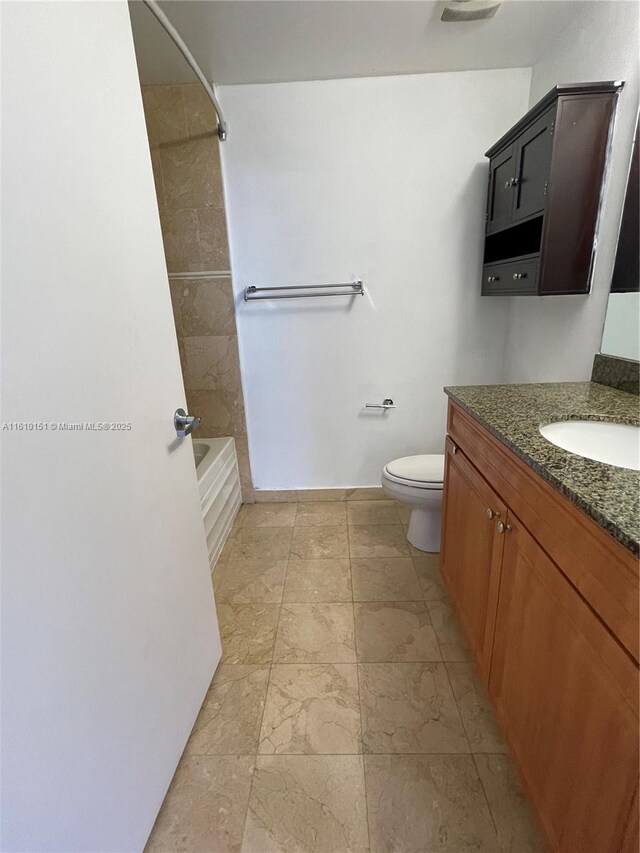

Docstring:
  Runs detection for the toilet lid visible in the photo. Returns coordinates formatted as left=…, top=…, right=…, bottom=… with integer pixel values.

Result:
left=385, top=454, right=445, bottom=484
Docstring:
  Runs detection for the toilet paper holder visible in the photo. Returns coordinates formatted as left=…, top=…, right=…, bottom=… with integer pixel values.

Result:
left=365, top=398, right=396, bottom=409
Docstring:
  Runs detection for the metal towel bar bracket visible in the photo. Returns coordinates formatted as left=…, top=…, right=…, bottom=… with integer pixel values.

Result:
left=244, top=281, right=364, bottom=301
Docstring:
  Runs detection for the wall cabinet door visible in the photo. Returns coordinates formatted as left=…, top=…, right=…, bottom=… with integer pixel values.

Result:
left=440, top=439, right=506, bottom=680
left=512, top=106, right=555, bottom=224
left=489, top=513, right=639, bottom=853
left=486, top=143, right=517, bottom=235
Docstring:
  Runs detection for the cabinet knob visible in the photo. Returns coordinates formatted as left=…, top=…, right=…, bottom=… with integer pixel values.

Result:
left=486, top=508, right=499, bottom=520
left=487, top=275, right=500, bottom=283
left=504, top=177, right=520, bottom=188
left=496, top=521, right=512, bottom=534
left=512, top=272, right=527, bottom=280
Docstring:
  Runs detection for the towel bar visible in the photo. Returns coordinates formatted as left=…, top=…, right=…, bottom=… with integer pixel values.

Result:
left=244, top=281, right=364, bottom=301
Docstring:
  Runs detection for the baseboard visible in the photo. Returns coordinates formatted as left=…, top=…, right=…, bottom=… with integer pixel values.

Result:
left=253, top=487, right=386, bottom=502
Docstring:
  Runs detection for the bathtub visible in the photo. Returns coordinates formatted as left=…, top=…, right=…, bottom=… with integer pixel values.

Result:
left=192, top=437, right=241, bottom=570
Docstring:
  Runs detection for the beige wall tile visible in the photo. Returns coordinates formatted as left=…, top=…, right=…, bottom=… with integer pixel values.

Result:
left=141, top=85, right=187, bottom=146
left=186, top=388, right=247, bottom=437
left=254, top=490, right=298, bottom=503
left=161, top=137, right=222, bottom=210
left=169, top=277, right=235, bottom=337
left=196, top=208, right=230, bottom=269
left=183, top=335, right=242, bottom=393
left=142, top=83, right=253, bottom=499
left=297, top=489, right=346, bottom=501
left=346, top=487, right=385, bottom=500
left=183, top=83, right=219, bottom=137
left=159, top=208, right=202, bottom=272
left=234, top=435, right=255, bottom=503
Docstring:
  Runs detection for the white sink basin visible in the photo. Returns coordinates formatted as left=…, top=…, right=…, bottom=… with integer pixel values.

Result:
left=539, top=420, right=640, bottom=471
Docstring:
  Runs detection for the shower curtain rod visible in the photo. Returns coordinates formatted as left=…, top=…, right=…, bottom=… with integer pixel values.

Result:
left=142, top=0, right=228, bottom=141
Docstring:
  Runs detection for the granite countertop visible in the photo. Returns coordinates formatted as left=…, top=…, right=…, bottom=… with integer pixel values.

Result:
left=444, top=382, right=640, bottom=556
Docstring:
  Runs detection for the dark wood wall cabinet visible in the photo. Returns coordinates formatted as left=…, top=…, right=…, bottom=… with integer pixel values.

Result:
left=482, top=82, right=623, bottom=296
left=441, top=401, right=639, bottom=852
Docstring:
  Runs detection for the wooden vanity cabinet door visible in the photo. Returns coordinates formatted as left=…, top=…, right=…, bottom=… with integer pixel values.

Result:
left=489, top=512, right=639, bottom=853
left=440, top=439, right=506, bottom=681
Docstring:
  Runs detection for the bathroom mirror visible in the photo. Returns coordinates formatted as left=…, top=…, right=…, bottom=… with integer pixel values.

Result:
left=601, top=118, right=639, bottom=362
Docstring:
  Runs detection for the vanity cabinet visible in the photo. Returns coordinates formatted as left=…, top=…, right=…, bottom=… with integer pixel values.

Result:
left=491, top=515, right=638, bottom=852
left=441, top=400, right=639, bottom=852
left=482, top=82, right=622, bottom=296
left=440, top=438, right=505, bottom=681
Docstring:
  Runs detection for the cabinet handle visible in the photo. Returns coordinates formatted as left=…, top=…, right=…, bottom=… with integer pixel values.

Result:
left=486, top=508, right=500, bottom=520
left=504, top=177, right=520, bottom=188
left=496, top=521, right=512, bottom=534
left=512, top=272, right=528, bottom=280
left=451, top=443, right=457, bottom=455
left=487, top=275, right=500, bottom=283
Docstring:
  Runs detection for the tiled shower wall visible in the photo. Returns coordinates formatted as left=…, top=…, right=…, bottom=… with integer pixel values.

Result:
left=141, top=83, right=254, bottom=501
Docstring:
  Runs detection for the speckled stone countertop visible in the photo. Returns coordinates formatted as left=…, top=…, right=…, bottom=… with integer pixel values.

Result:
left=444, top=382, right=640, bottom=556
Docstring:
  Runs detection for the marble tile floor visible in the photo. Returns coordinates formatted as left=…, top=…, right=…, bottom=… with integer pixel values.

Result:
left=145, top=501, right=544, bottom=853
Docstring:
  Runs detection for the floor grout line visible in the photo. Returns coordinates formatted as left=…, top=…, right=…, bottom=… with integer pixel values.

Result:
left=238, top=538, right=291, bottom=851
left=348, top=523, right=372, bottom=851
left=470, top=750, right=502, bottom=844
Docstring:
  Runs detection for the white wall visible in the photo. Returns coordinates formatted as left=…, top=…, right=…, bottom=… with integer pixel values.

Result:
left=502, top=0, right=640, bottom=382
left=221, top=69, right=530, bottom=489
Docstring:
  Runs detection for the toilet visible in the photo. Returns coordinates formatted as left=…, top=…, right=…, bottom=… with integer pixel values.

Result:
left=381, top=454, right=445, bottom=552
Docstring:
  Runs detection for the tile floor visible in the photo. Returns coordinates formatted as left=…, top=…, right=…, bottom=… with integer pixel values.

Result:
left=146, top=500, right=544, bottom=853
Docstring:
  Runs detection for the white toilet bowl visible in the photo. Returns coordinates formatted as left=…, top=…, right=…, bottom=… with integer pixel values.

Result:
left=381, top=454, right=445, bottom=552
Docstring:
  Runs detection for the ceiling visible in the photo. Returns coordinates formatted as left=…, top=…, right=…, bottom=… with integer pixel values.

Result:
left=128, top=0, right=595, bottom=87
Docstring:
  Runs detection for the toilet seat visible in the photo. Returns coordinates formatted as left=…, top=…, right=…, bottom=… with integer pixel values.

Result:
left=383, top=454, right=444, bottom=489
